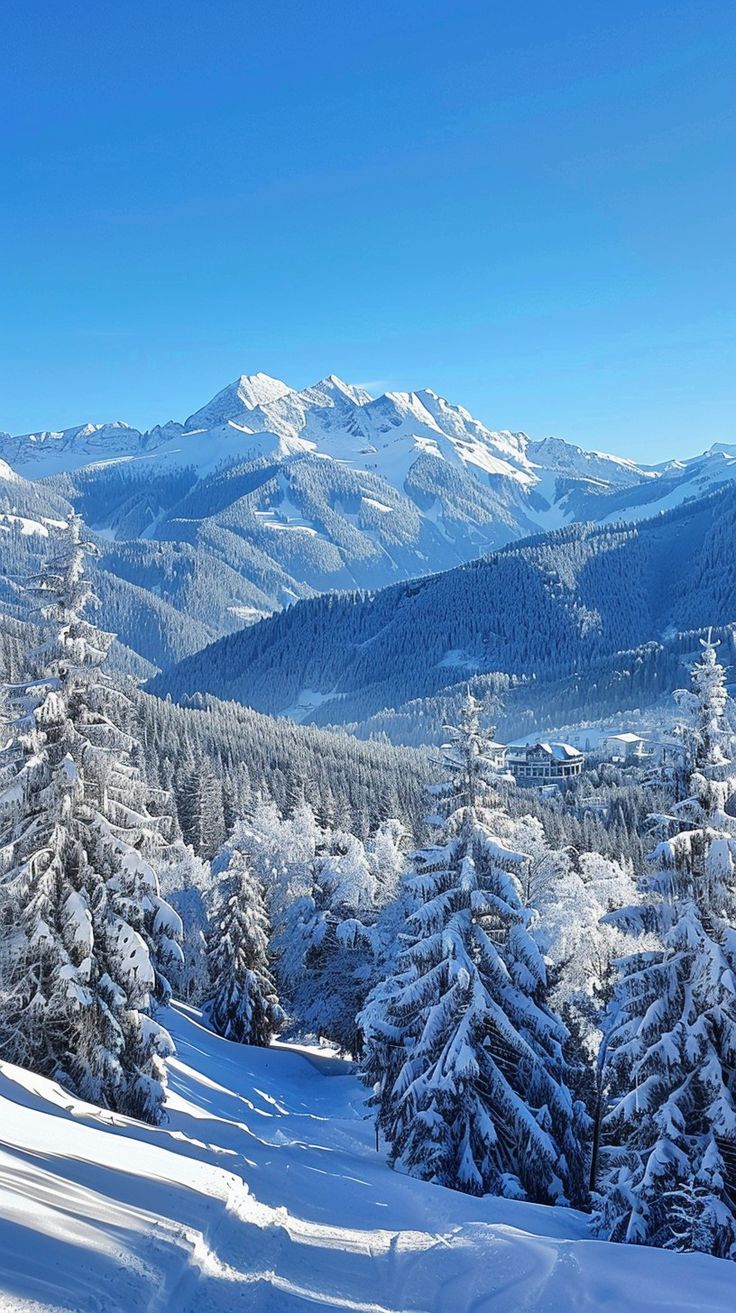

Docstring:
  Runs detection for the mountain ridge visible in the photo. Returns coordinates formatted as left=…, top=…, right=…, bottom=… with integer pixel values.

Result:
left=147, top=485, right=736, bottom=738
left=0, top=369, right=660, bottom=484
left=3, top=371, right=730, bottom=530
left=4, top=371, right=736, bottom=675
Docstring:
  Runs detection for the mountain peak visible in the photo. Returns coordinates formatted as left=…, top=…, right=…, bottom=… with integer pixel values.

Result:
left=184, top=372, right=292, bottom=430
left=305, top=375, right=373, bottom=406
left=233, top=372, right=292, bottom=409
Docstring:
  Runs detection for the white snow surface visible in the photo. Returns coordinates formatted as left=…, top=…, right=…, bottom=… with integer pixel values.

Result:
left=0, top=374, right=581, bottom=491
left=184, top=372, right=293, bottom=430
left=0, top=459, right=21, bottom=484
left=2, top=373, right=736, bottom=540
left=280, top=687, right=339, bottom=722
left=0, top=1003, right=732, bottom=1313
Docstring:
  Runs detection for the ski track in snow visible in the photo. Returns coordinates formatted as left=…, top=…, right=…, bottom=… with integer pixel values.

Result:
left=0, top=1003, right=733, bottom=1312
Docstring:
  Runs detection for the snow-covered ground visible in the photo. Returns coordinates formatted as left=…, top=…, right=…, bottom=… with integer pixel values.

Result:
left=0, top=1004, right=732, bottom=1312
left=280, top=687, right=339, bottom=722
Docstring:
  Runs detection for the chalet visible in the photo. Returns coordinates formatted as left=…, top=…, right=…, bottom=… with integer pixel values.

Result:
left=506, top=741, right=584, bottom=786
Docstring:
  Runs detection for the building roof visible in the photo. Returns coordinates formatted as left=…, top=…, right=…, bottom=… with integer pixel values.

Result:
left=546, top=742, right=582, bottom=761
left=607, top=732, right=646, bottom=744
left=509, top=741, right=583, bottom=761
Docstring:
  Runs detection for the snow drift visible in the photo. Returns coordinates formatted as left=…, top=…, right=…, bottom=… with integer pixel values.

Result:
left=0, top=1004, right=732, bottom=1312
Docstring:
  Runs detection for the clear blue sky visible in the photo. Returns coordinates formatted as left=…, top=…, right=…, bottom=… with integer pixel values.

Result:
left=2, top=1, right=735, bottom=460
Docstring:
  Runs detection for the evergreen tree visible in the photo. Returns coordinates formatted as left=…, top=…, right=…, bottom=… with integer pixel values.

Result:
left=0, top=516, right=175, bottom=1123
left=596, top=632, right=736, bottom=1258
left=206, top=846, right=284, bottom=1045
left=178, top=757, right=226, bottom=860
left=360, top=693, right=587, bottom=1203
left=277, top=830, right=386, bottom=1053
left=158, top=842, right=212, bottom=1004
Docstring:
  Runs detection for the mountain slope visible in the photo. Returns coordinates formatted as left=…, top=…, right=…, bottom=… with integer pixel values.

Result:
left=184, top=370, right=293, bottom=428
left=0, top=369, right=658, bottom=528
left=0, top=456, right=72, bottom=525
left=148, top=487, right=736, bottom=730
left=132, top=684, right=433, bottom=835
left=5, top=369, right=736, bottom=658
left=0, top=1003, right=732, bottom=1313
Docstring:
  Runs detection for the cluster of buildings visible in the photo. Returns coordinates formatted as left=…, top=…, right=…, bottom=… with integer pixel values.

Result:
left=491, top=729, right=669, bottom=789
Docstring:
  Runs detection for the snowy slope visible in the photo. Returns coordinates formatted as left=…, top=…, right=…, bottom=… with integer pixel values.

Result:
left=0, top=1003, right=732, bottom=1313
left=184, top=371, right=293, bottom=429
left=527, top=435, right=654, bottom=488
left=3, top=370, right=732, bottom=530
left=0, top=458, right=72, bottom=526
left=0, top=372, right=594, bottom=493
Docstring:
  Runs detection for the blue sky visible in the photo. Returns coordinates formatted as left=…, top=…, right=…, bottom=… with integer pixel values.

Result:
left=2, top=1, right=735, bottom=460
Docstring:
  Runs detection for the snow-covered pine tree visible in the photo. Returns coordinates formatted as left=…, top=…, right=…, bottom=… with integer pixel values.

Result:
left=678, top=627, right=733, bottom=773
left=433, top=688, right=511, bottom=813
left=262, top=811, right=407, bottom=1054
left=360, top=692, right=586, bottom=1203
left=159, top=842, right=212, bottom=1004
left=0, top=515, right=177, bottom=1123
left=279, top=830, right=385, bottom=1053
left=99, top=740, right=184, bottom=1007
left=233, top=798, right=321, bottom=936
left=205, top=845, right=284, bottom=1045
left=178, top=758, right=226, bottom=860
left=596, top=632, right=736, bottom=1258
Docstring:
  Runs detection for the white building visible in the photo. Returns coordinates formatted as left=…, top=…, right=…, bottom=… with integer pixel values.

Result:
left=486, top=740, right=509, bottom=771
left=603, top=732, right=652, bottom=763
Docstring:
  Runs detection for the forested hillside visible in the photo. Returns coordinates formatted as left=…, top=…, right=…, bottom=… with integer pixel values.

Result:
left=150, top=487, right=736, bottom=732
left=345, top=626, right=735, bottom=745
left=0, top=613, right=432, bottom=846
left=4, top=445, right=736, bottom=1298
left=132, top=687, right=435, bottom=846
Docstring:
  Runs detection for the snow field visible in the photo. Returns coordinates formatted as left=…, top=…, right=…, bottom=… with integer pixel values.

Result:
left=0, top=1004, right=733, bottom=1313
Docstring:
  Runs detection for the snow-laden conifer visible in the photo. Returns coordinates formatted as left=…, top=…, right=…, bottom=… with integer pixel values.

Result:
left=596, top=632, right=736, bottom=1258
left=264, top=816, right=401, bottom=1052
left=360, top=693, right=586, bottom=1202
left=206, top=845, right=284, bottom=1045
left=159, top=842, right=212, bottom=1004
left=0, top=516, right=178, bottom=1123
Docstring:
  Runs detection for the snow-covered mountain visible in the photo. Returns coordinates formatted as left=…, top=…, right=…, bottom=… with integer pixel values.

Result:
left=2, top=370, right=734, bottom=651
left=184, top=370, right=294, bottom=428
left=0, top=371, right=543, bottom=489
left=3, top=369, right=729, bottom=517
left=0, top=419, right=146, bottom=473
